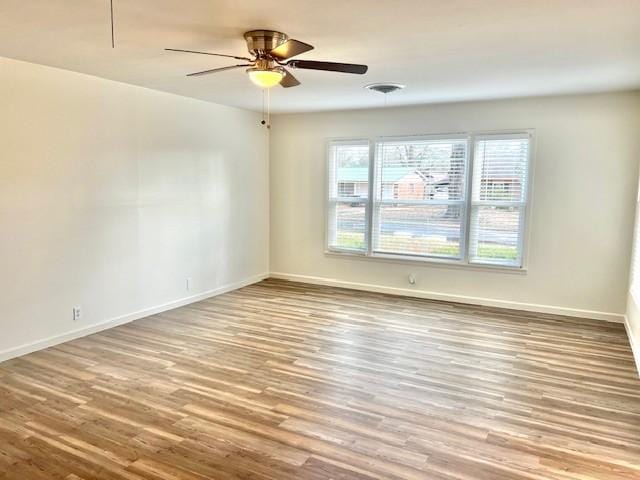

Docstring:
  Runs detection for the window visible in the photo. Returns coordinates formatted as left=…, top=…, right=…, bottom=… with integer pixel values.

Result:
left=326, top=132, right=532, bottom=268
left=327, top=141, right=370, bottom=252
left=372, top=137, right=469, bottom=259
left=469, top=134, right=530, bottom=266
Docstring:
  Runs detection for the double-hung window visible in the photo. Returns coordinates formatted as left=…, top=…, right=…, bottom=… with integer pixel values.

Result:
left=469, top=134, right=530, bottom=266
left=326, top=131, right=532, bottom=268
left=373, top=137, right=469, bottom=259
left=327, top=140, right=371, bottom=252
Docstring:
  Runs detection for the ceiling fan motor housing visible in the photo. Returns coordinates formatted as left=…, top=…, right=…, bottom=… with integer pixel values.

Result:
left=244, top=30, right=288, bottom=56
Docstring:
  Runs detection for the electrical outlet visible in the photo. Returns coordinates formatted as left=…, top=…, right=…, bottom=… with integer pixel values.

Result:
left=186, top=277, right=192, bottom=291
left=72, top=306, right=82, bottom=321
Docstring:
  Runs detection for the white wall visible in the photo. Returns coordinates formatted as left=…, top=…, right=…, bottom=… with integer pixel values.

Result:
left=625, top=295, right=640, bottom=373
left=270, top=92, right=640, bottom=321
left=625, top=181, right=640, bottom=373
left=0, top=57, right=269, bottom=358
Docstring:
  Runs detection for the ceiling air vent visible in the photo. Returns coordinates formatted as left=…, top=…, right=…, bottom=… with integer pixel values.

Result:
left=365, top=83, right=405, bottom=94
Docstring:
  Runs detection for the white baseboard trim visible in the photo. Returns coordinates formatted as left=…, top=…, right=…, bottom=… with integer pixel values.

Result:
left=269, top=272, right=625, bottom=323
left=0, top=272, right=269, bottom=363
left=623, top=315, right=640, bottom=377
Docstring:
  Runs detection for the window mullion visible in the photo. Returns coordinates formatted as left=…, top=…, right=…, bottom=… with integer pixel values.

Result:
left=462, top=136, right=475, bottom=264
left=471, top=200, right=526, bottom=208
left=366, top=139, right=375, bottom=256
left=377, top=199, right=466, bottom=206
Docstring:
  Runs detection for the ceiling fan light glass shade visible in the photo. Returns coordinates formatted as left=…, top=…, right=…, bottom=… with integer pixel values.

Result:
left=248, top=68, right=284, bottom=88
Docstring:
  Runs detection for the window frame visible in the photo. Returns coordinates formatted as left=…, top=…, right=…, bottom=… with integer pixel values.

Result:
left=371, top=134, right=471, bottom=261
left=467, top=132, right=532, bottom=268
left=325, top=138, right=373, bottom=254
left=325, top=130, right=535, bottom=272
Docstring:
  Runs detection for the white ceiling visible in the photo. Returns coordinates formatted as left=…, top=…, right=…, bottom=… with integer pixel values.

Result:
left=1, top=0, right=639, bottom=113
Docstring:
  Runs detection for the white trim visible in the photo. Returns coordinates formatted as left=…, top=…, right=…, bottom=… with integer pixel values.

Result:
left=269, top=272, right=624, bottom=323
left=324, top=249, right=527, bottom=273
left=623, top=315, right=640, bottom=377
left=376, top=199, right=466, bottom=206
left=0, top=273, right=269, bottom=363
left=474, top=132, right=532, bottom=141
left=462, top=137, right=474, bottom=265
left=366, top=137, right=375, bottom=256
left=376, top=133, right=470, bottom=142
left=328, top=197, right=369, bottom=203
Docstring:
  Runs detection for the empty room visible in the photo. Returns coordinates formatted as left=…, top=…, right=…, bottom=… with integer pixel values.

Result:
left=1, top=1, right=640, bottom=479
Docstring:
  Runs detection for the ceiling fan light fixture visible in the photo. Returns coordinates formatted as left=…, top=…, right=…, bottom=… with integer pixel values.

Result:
left=248, top=68, right=285, bottom=88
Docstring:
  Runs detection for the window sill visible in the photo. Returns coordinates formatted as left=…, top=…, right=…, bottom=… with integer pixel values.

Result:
left=324, top=249, right=528, bottom=274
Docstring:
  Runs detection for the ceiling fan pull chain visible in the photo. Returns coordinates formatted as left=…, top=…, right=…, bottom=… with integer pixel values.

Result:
left=260, top=89, right=270, bottom=128
left=260, top=89, right=271, bottom=128
left=266, top=88, right=271, bottom=129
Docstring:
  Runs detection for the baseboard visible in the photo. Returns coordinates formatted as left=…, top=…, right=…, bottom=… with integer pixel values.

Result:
left=269, top=272, right=625, bottom=323
left=623, top=315, right=640, bottom=377
left=0, top=272, right=269, bottom=363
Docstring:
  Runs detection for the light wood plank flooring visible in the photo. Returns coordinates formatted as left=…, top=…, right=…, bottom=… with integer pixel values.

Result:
left=1, top=279, right=639, bottom=479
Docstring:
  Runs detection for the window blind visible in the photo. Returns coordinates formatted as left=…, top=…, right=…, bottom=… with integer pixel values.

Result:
left=469, top=135, right=530, bottom=266
left=326, top=131, right=532, bottom=268
left=327, top=141, right=370, bottom=252
left=372, top=138, right=469, bottom=259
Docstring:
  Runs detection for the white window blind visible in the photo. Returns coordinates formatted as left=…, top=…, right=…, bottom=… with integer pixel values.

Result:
left=326, top=131, right=533, bottom=269
left=469, top=135, right=530, bottom=266
left=327, top=140, right=370, bottom=252
left=372, top=138, right=469, bottom=259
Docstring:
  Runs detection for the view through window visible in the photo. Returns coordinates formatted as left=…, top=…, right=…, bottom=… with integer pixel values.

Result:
left=327, top=132, right=531, bottom=267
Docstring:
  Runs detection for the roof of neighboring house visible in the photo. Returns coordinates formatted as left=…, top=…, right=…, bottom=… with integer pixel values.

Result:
left=338, top=167, right=416, bottom=183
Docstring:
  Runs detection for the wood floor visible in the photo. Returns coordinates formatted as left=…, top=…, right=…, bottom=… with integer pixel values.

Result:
left=1, top=279, right=639, bottom=480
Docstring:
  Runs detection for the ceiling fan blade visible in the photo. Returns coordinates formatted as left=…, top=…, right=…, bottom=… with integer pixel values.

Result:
left=166, top=48, right=252, bottom=62
left=287, top=60, right=368, bottom=74
left=270, top=39, right=314, bottom=60
left=280, top=69, right=301, bottom=88
left=187, top=64, right=252, bottom=77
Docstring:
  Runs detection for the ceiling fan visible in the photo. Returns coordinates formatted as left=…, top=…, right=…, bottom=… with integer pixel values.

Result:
left=166, top=30, right=368, bottom=89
